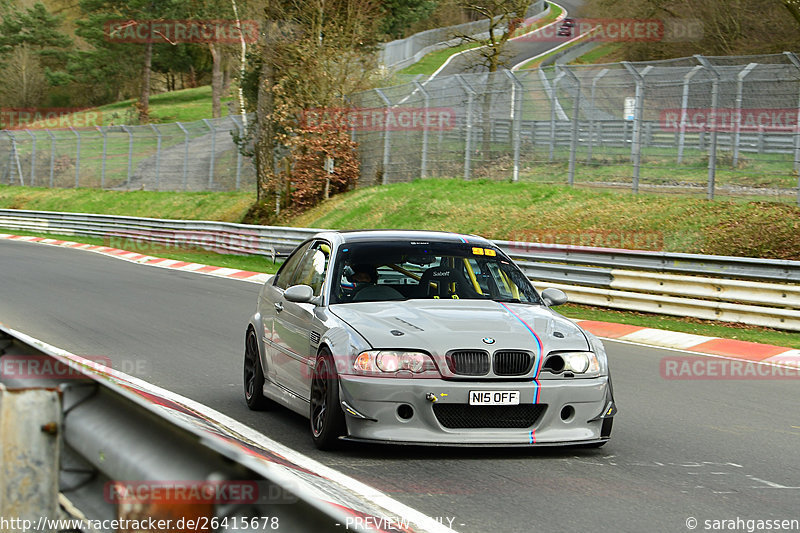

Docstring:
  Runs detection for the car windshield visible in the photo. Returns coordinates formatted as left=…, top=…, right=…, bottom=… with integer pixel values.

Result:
left=329, top=240, right=542, bottom=305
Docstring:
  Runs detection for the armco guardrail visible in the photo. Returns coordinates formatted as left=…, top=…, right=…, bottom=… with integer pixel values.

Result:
left=2, top=209, right=799, bottom=331
left=0, top=324, right=455, bottom=533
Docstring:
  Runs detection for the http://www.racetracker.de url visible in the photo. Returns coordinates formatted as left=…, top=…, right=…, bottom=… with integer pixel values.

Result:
left=0, top=515, right=282, bottom=531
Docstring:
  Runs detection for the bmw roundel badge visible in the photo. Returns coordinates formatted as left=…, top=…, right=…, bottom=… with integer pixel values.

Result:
left=482, top=337, right=496, bottom=345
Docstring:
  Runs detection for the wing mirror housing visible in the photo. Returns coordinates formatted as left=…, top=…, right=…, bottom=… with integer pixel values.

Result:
left=284, top=284, right=315, bottom=303
left=541, top=288, right=568, bottom=306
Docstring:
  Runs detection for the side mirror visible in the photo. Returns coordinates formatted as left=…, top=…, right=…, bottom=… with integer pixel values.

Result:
left=284, top=284, right=315, bottom=303
left=541, top=288, right=568, bottom=306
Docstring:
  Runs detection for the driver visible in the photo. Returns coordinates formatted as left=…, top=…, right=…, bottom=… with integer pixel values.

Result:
left=348, top=263, right=377, bottom=284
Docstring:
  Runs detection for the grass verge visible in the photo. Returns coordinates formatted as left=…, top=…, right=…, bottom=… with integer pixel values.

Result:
left=0, top=186, right=253, bottom=222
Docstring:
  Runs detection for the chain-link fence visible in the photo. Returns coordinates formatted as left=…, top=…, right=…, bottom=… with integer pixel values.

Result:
left=0, top=115, right=256, bottom=192
left=352, top=52, right=800, bottom=204
left=379, top=1, right=546, bottom=71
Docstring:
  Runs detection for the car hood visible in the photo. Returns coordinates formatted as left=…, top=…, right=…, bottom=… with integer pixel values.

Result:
left=329, top=299, right=589, bottom=355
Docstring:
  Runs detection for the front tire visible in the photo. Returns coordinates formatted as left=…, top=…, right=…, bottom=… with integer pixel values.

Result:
left=244, top=327, right=269, bottom=410
left=309, top=349, right=346, bottom=450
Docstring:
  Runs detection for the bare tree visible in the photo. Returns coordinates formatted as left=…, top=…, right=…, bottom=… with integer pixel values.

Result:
left=455, top=0, right=529, bottom=72
left=0, top=45, right=47, bottom=107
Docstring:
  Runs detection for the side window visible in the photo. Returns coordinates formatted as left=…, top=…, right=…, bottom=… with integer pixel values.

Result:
left=274, top=242, right=312, bottom=290
left=292, top=242, right=331, bottom=297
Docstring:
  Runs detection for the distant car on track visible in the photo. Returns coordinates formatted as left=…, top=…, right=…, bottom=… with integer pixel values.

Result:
left=557, top=25, right=572, bottom=37
left=561, top=17, right=576, bottom=27
left=244, top=230, right=616, bottom=449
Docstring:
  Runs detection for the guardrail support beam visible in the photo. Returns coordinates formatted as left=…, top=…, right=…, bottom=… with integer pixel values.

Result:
left=0, top=385, right=61, bottom=526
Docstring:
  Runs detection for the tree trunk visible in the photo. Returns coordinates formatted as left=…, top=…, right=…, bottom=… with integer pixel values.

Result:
left=209, top=43, right=222, bottom=119
left=139, top=40, right=152, bottom=122
left=254, top=57, right=274, bottom=205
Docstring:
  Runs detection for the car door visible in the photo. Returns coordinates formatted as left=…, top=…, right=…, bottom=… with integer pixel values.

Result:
left=272, top=240, right=331, bottom=398
left=260, top=241, right=311, bottom=384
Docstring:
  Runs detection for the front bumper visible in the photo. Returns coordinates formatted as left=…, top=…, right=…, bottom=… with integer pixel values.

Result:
left=338, top=374, right=614, bottom=445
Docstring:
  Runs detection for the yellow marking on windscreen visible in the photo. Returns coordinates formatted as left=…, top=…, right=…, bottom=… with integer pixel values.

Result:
left=500, top=270, right=520, bottom=299
left=462, top=258, right=483, bottom=295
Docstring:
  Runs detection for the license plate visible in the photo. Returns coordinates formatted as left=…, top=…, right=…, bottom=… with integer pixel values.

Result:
left=469, top=390, right=520, bottom=406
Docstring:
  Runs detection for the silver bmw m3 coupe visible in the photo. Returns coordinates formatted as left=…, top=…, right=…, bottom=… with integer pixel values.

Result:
left=244, top=230, right=616, bottom=449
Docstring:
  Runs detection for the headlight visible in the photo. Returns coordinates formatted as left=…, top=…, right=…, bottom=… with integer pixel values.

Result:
left=544, top=351, right=601, bottom=376
left=354, top=350, right=437, bottom=375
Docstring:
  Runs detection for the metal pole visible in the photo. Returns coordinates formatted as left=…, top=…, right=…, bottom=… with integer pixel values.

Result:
left=622, top=62, right=650, bottom=194
left=26, top=130, right=36, bottom=186
left=375, top=88, right=392, bottom=184
left=587, top=69, right=608, bottom=162
left=456, top=75, right=476, bottom=180
left=413, top=81, right=430, bottom=179
left=203, top=118, right=216, bottom=188
left=678, top=65, right=703, bottom=164
left=176, top=122, right=190, bottom=191
left=505, top=70, right=523, bottom=182
left=7, top=132, right=24, bottom=186
left=733, top=63, right=757, bottom=167
left=98, top=126, right=107, bottom=188
left=559, top=66, right=581, bottom=187
left=150, top=124, right=162, bottom=190
left=69, top=127, right=80, bottom=188
left=47, top=130, right=55, bottom=187
left=230, top=116, right=244, bottom=190
left=122, top=125, right=133, bottom=188
left=784, top=52, right=800, bottom=206
left=545, top=70, right=565, bottom=162
left=696, top=55, right=720, bottom=201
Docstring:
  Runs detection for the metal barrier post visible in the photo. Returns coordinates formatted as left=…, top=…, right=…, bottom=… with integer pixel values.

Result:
left=456, top=75, right=476, bottom=180
left=150, top=124, right=162, bottom=190
left=177, top=121, right=190, bottom=190
left=122, top=125, right=133, bottom=187
left=47, top=130, right=55, bottom=187
left=26, top=130, right=36, bottom=186
left=784, top=52, right=800, bottom=206
left=98, top=126, right=107, bottom=188
left=696, top=55, right=720, bottom=201
left=733, top=63, right=758, bottom=167
left=375, top=88, right=392, bottom=184
left=7, top=132, right=24, bottom=186
left=69, top=127, right=81, bottom=188
left=544, top=69, right=565, bottom=162
left=587, top=68, right=608, bottom=162
left=413, top=81, right=430, bottom=179
left=230, top=115, right=245, bottom=189
left=560, top=66, right=581, bottom=187
left=678, top=65, right=702, bottom=164
left=203, top=118, right=216, bottom=188
left=505, top=70, right=523, bottom=182
left=622, top=62, right=650, bottom=193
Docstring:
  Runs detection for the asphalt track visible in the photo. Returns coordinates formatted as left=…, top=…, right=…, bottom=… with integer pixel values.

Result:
left=2, top=238, right=799, bottom=533
left=437, top=0, right=587, bottom=76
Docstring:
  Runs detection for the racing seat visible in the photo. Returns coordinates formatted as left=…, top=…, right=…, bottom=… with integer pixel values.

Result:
left=419, top=266, right=460, bottom=298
